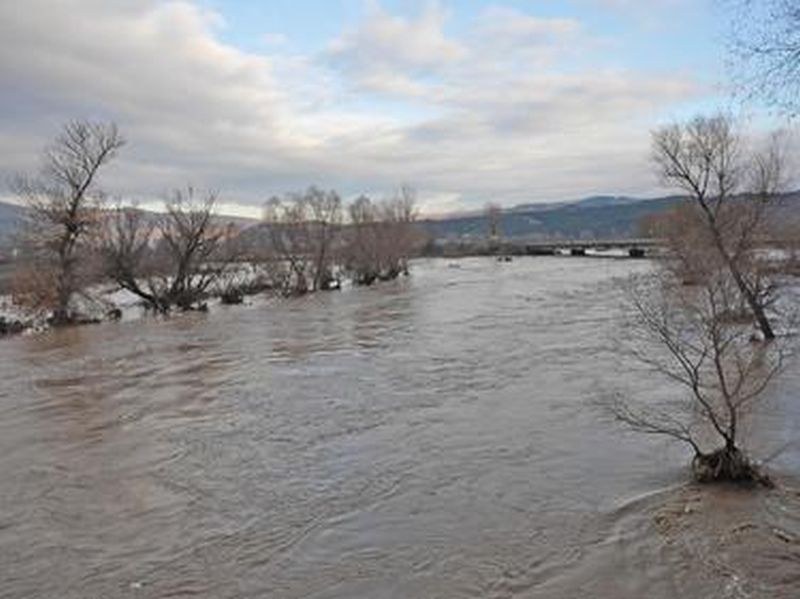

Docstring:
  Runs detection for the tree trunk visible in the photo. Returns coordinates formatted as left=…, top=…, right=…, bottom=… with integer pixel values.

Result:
left=728, top=258, right=775, bottom=340
left=707, top=220, right=776, bottom=340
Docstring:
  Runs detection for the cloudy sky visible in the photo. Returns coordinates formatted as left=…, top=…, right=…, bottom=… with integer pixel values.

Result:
left=0, top=0, right=763, bottom=216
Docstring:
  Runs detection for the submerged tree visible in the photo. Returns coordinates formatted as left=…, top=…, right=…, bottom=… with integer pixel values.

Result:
left=607, top=270, right=789, bottom=485
left=651, top=114, right=787, bottom=340
left=305, top=187, right=343, bottom=291
left=344, top=187, right=420, bottom=285
left=261, top=187, right=343, bottom=295
left=345, top=195, right=381, bottom=286
left=12, top=120, right=124, bottom=323
left=99, top=188, right=236, bottom=312
left=377, top=186, right=419, bottom=279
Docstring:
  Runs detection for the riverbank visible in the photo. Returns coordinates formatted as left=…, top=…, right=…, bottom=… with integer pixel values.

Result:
left=533, top=479, right=800, bottom=598
left=649, top=481, right=800, bottom=597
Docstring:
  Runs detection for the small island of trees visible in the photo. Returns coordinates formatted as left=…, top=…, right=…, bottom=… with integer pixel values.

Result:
left=6, top=120, right=423, bottom=325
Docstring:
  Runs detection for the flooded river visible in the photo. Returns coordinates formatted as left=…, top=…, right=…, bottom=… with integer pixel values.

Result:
left=1, top=258, right=798, bottom=598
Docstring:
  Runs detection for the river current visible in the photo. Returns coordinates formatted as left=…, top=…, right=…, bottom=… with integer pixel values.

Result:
left=1, top=258, right=798, bottom=598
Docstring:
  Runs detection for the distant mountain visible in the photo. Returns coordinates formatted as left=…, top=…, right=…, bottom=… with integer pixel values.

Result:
left=420, top=195, right=686, bottom=241
left=507, top=195, right=640, bottom=214
left=568, top=195, right=645, bottom=209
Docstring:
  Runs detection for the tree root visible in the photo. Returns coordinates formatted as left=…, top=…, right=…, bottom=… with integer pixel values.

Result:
left=692, top=446, right=773, bottom=488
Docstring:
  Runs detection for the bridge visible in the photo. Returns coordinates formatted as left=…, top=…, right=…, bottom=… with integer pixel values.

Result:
left=498, top=238, right=663, bottom=258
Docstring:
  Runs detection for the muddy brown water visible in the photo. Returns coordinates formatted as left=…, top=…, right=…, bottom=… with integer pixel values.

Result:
left=0, top=258, right=798, bottom=598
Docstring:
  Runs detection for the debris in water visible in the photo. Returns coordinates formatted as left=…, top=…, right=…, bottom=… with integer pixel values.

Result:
left=772, top=528, right=795, bottom=543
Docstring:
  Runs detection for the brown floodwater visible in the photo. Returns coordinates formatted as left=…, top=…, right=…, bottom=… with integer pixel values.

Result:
left=0, top=257, right=798, bottom=598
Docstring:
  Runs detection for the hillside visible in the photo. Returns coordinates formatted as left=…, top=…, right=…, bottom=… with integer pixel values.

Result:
left=420, top=195, right=685, bottom=241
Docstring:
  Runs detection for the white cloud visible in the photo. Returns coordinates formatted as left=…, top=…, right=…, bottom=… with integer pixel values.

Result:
left=0, top=1, right=708, bottom=214
left=328, top=2, right=466, bottom=73
left=480, top=6, right=582, bottom=41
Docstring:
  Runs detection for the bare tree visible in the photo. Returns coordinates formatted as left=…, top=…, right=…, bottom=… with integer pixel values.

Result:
left=262, top=190, right=319, bottom=295
left=344, top=187, right=420, bottom=285
left=727, top=0, right=800, bottom=115
left=345, top=195, right=381, bottom=285
left=651, top=114, right=787, bottom=340
left=12, top=120, right=124, bottom=323
left=485, top=202, right=503, bottom=242
left=97, top=203, right=159, bottom=308
left=606, top=270, right=789, bottom=484
left=158, top=189, right=237, bottom=309
left=258, top=186, right=419, bottom=292
left=377, top=186, right=419, bottom=279
left=262, top=196, right=300, bottom=294
left=99, top=188, right=234, bottom=312
left=304, top=187, right=343, bottom=291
